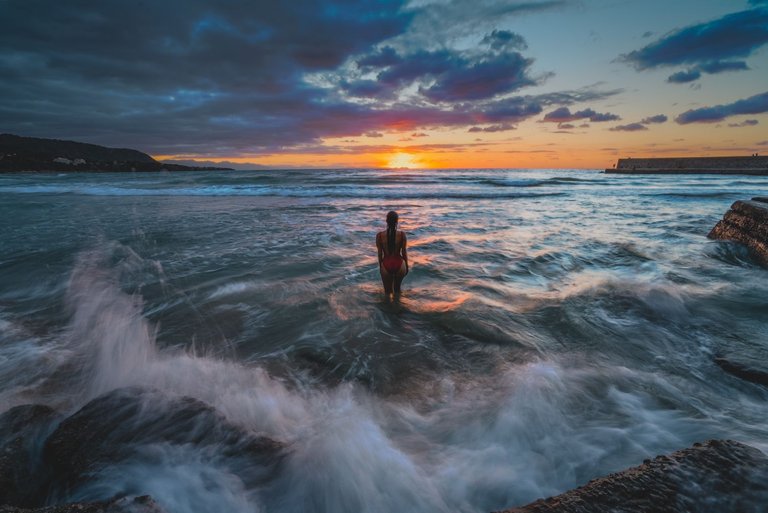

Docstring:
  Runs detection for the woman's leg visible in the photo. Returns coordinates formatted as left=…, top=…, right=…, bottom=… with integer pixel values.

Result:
left=380, top=264, right=393, bottom=295
left=393, top=261, right=407, bottom=296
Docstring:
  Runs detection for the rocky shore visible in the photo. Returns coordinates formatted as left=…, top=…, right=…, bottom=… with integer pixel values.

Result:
left=708, top=197, right=768, bottom=267
left=0, top=388, right=283, bottom=513
left=498, top=440, right=768, bottom=513
left=2, top=388, right=767, bottom=513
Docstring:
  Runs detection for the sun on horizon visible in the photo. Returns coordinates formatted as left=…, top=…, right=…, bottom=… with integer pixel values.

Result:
left=386, top=152, right=424, bottom=169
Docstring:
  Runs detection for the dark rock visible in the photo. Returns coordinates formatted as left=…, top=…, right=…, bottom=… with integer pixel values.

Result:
left=0, top=495, right=164, bottom=513
left=708, top=200, right=768, bottom=267
left=0, top=405, right=61, bottom=507
left=714, top=357, right=768, bottom=387
left=496, top=440, right=768, bottom=513
left=43, top=387, right=284, bottom=492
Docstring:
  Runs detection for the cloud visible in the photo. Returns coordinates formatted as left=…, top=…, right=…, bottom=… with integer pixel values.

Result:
left=728, top=119, right=759, bottom=127
left=541, top=107, right=620, bottom=123
left=411, top=132, right=429, bottom=137
left=364, top=131, right=384, bottom=138
left=351, top=31, right=538, bottom=103
left=676, top=91, right=768, bottom=124
left=622, top=7, right=768, bottom=71
left=666, top=60, right=749, bottom=84
left=697, top=60, right=750, bottom=74
left=667, top=70, right=701, bottom=83
left=610, top=123, right=648, bottom=132
left=641, top=114, right=668, bottom=124
left=481, top=29, right=528, bottom=51
left=0, top=0, right=620, bottom=157
left=467, top=123, right=516, bottom=132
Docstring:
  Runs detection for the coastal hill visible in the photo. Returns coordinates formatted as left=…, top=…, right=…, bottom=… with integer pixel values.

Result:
left=0, top=133, right=233, bottom=172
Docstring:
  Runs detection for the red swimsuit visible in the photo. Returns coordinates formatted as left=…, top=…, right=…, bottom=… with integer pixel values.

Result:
left=382, top=254, right=403, bottom=274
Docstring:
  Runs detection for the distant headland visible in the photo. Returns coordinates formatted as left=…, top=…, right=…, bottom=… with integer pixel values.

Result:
left=0, top=134, right=233, bottom=172
left=606, top=156, right=768, bottom=175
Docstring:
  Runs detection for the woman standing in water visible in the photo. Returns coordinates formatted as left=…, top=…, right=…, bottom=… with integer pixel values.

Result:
left=376, top=210, right=408, bottom=297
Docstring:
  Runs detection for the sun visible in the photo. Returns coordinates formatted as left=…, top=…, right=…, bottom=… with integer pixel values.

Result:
left=386, top=152, right=423, bottom=169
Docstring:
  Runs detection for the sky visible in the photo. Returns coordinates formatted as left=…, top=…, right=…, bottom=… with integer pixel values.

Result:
left=1, top=0, right=766, bottom=169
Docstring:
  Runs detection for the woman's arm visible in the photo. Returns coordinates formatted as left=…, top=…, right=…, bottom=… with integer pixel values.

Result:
left=401, top=232, right=408, bottom=274
left=376, top=233, right=384, bottom=266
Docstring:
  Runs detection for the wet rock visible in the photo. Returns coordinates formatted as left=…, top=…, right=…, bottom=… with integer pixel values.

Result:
left=0, top=405, right=61, bottom=507
left=496, top=440, right=768, bottom=513
left=714, top=356, right=768, bottom=387
left=708, top=199, right=768, bottom=267
left=43, top=387, right=284, bottom=492
left=0, top=495, right=164, bottom=513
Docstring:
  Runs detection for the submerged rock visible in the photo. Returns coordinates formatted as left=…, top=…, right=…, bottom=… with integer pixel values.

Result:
left=714, top=356, right=768, bottom=387
left=43, top=387, right=284, bottom=492
left=0, top=405, right=61, bottom=507
left=0, top=495, right=164, bottom=513
left=708, top=198, right=768, bottom=267
left=496, top=439, right=768, bottom=513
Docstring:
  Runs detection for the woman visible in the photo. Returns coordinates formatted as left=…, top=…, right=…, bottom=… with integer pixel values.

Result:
left=376, top=210, right=408, bottom=297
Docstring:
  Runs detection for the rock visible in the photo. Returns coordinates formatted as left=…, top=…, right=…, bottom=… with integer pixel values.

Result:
left=708, top=199, right=768, bottom=267
left=43, top=387, right=284, bottom=492
left=496, top=440, right=768, bottom=513
left=714, top=357, right=768, bottom=387
left=0, top=405, right=61, bottom=507
left=0, top=495, right=164, bottom=513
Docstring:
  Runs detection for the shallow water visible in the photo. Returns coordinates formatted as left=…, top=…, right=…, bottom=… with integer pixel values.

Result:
left=1, top=168, right=767, bottom=512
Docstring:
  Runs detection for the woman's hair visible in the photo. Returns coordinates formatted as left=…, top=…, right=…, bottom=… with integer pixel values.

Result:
left=386, top=211, right=398, bottom=253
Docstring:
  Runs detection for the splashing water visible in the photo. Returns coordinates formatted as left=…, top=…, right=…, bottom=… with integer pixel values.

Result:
left=1, top=169, right=767, bottom=512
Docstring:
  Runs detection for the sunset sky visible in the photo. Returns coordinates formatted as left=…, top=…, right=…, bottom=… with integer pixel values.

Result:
left=1, top=0, right=766, bottom=169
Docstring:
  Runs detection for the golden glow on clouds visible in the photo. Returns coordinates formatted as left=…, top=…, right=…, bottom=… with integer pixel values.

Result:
left=155, top=115, right=768, bottom=170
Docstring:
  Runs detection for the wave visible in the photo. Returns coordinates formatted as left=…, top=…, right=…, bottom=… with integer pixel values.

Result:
left=0, top=184, right=566, bottom=200
left=642, top=191, right=737, bottom=199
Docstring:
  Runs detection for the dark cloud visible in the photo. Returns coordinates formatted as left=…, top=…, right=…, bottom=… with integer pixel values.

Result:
left=698, top=60, right=749, bottom=74
left=480, top=96, right=544, bottom=123
left=467, top=123, right=516, bottom=133
left=419, top=51, right=535, bottom=102
left=0, top=0, right=618, bottom=157
left=676, top=91, right=768, bottom=124
left=667, top=70, right=701, bottom=83
left=641, top=114, right=668, bottom=124
left=610, top=123, right=648, bottom=132
left=557, top=123, right=576, bottom=129
left=542, top=107, right=620, bottom=123
left=622, top=7, right=768, bottom=71
left=352, top=32, right=537, bottom=103
left=666, top=60, right=749, bottom=84
left=364, top=131, right=384, bottom=138
left=481, top=30, right=528, bottom=51
left=728, top=119, right=759, bottom=127
left=411, top=132, right=429, bottom=137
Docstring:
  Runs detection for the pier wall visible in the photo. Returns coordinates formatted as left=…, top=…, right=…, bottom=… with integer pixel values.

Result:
left=607, top=156, right=768, bottom=174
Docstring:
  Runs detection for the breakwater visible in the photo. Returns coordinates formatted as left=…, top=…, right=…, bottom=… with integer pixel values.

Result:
left=606, top=156, right=768, bottom=175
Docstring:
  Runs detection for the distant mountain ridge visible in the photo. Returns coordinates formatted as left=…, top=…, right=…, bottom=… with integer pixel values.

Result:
left=0, top=134, right=233, bottom=172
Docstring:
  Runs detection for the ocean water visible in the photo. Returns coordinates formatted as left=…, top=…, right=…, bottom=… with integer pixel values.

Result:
left=1, top=168, right=767, bottom=512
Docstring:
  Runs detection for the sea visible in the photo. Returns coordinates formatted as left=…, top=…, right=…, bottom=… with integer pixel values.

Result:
left=1, top=168, right=767, bottom=512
